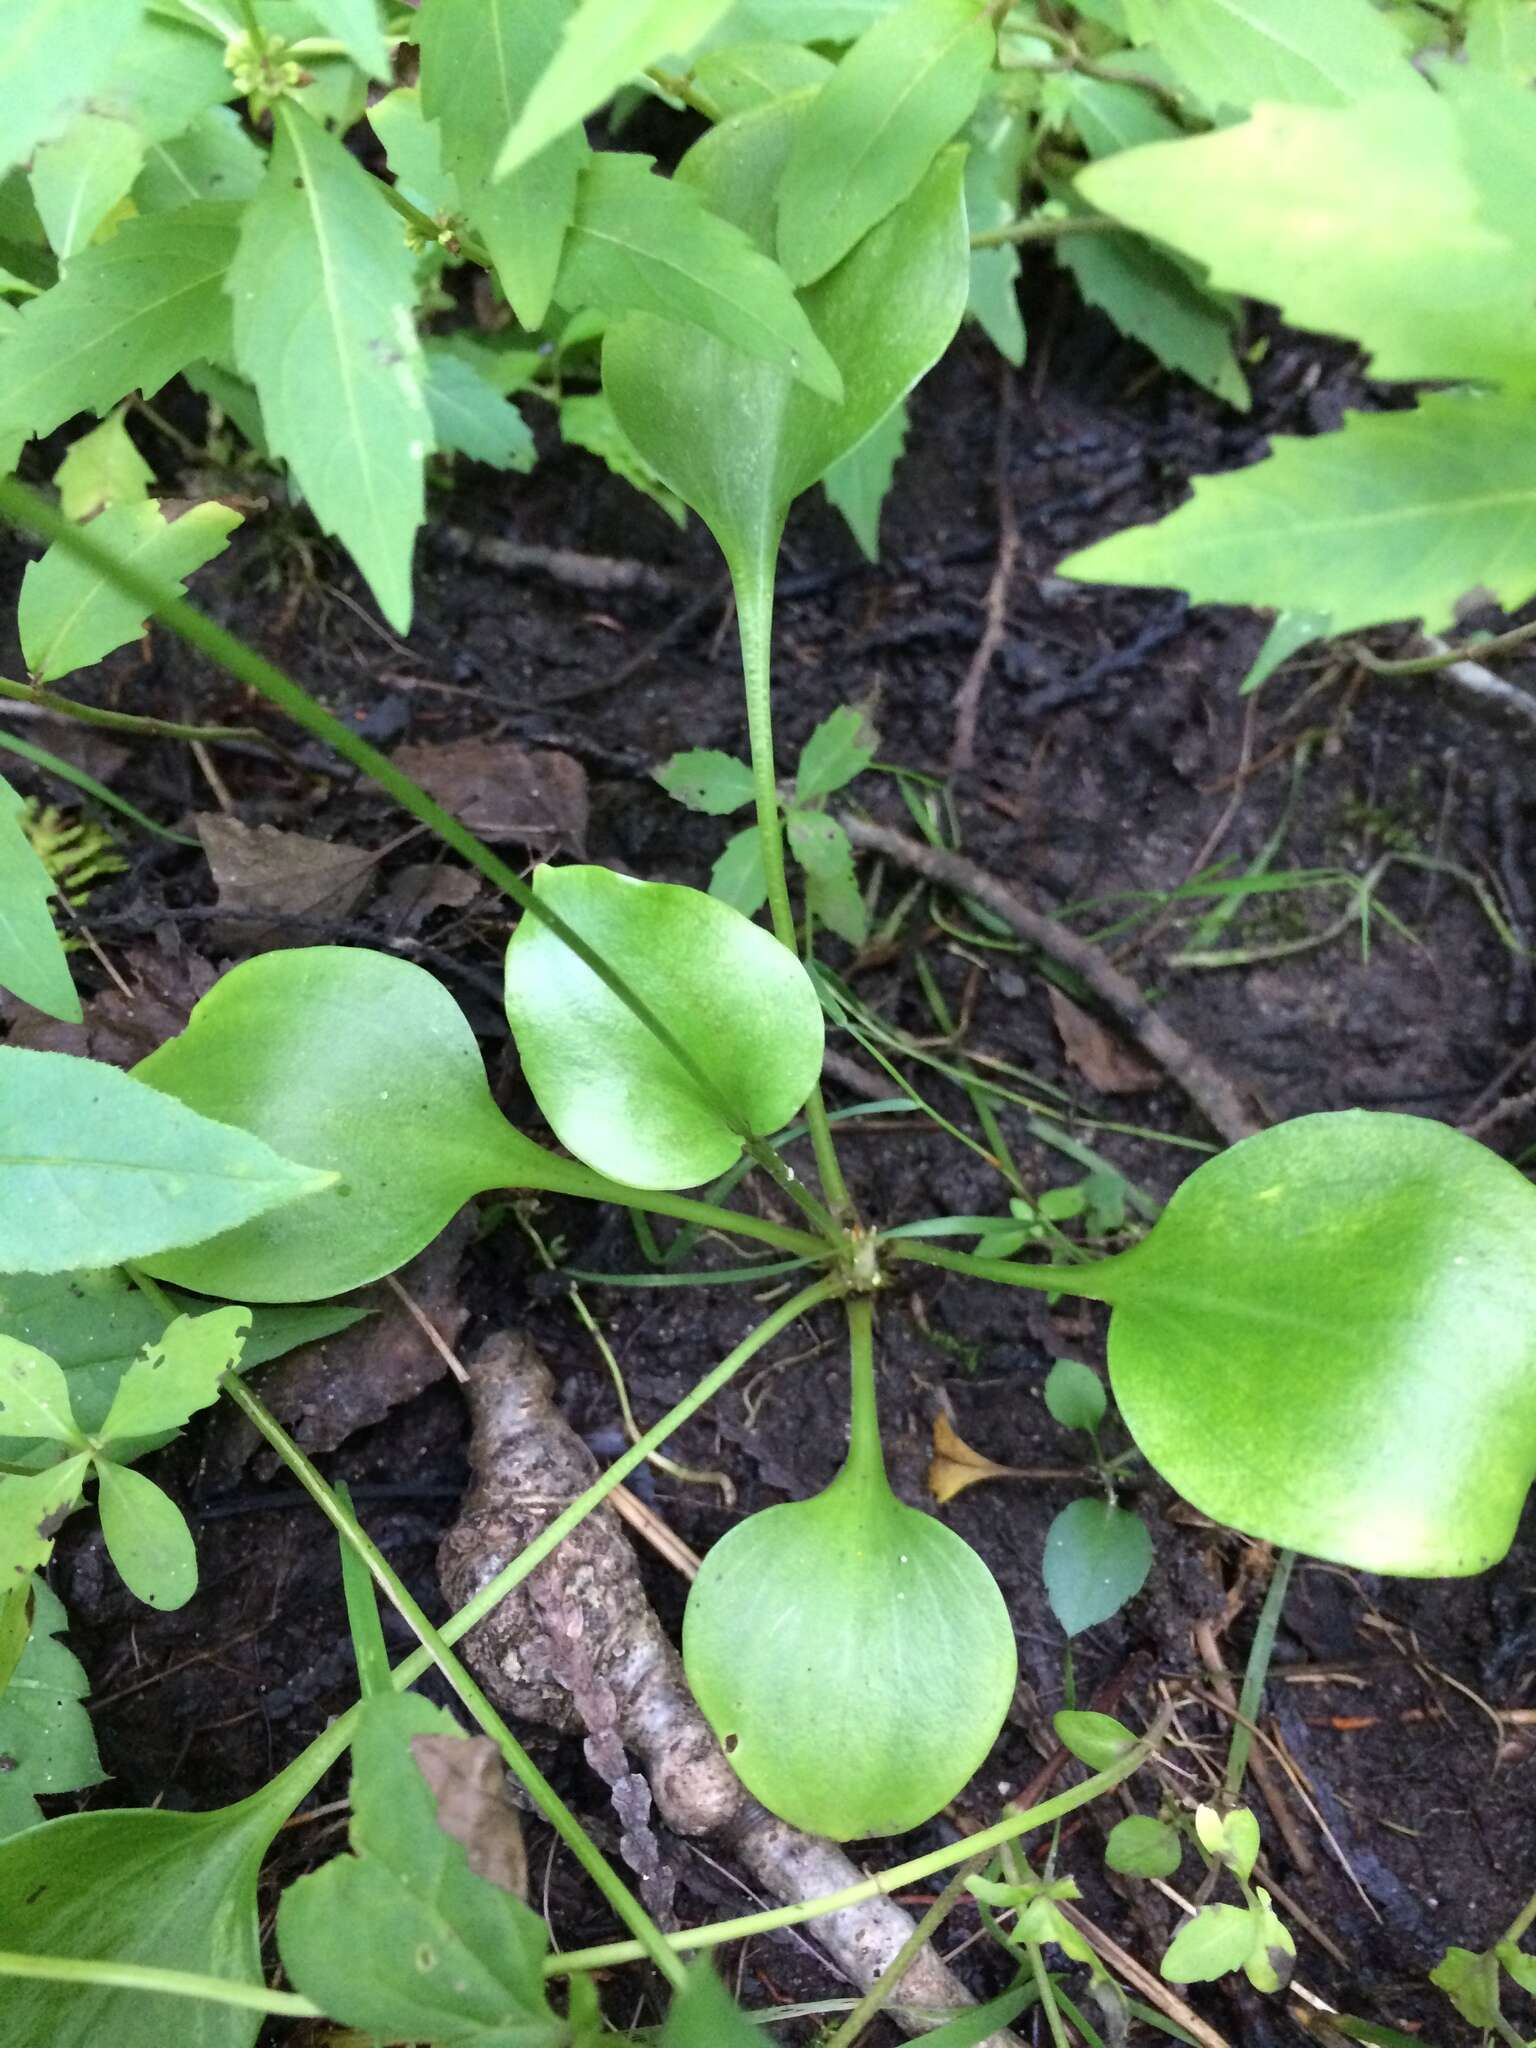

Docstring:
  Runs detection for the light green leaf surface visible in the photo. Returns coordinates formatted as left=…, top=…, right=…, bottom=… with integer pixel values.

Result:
left=98, top=1306, right=250, bottom=1446
left=655, top=748, right=757, bottom=814
left=1105, top=1814, right=1182, bottom=1878
left=1121, top=0, right=1412, bottom=112
left=0, top=1457, right=89, bottom=1587
left=963, top=99, right=1029, bottom=367
left=228, top=105, right=429, bottom=632
left=91, top=14, right=233, bottom=144
left=795, top=702, right=879, bottom=801
left=556, top=152, right=841, bottom=397
left=95, top=1458, right=198, bottom=1609
left=822, top=398, right=907, bottom=558
left=1075, top=93, right=1536, bottom=390
left=1467, top=0, right=1536, bottom=79
left=708, top=825, right=769, bottom=914
left=1053, top=1708, right=1136, bottom=1769
left=0, top=1046, right=333, bottom=1277
left=369, top=86, right=462, bottom=217
left=0, top=1339, right=82, bottom=1445
left=0, top=0, right=145, bottom=180
left=418, top=0, right=584, bottom=329
left=53, top=411, right=154, bottom=521
left=134, top=108, right=265, bottom=212
left=278, top=1692, right=562, bottom=2046
left=30, top=111, right=147, bottom=258
left=787, top=809, right=866, bottom=943
left=558, top=389, right=687, bottom=525
left=136, top=947, right=559, bottom=1301
left=423, top=346, right=536, bottom=470
left=660, top=1965, right=761, bottom=2045
left=692, top=40, right=834, bottom=115
left=19, top=498, right=241, bottom=684
left=1162, top=1903, right=1258, bottom=1984
left=0, top=772, right=79, bottom=1023
left=1061, top=394, right=1536, bottom=635
left=306, top=0, right=390, bottom=77
left=776, top=0, right=994, bottom=285
left=504, top=865, right=825, bottom=1187
left=1043, top=1358, right=1106, bottom=1433
left=1085, top=1111, right=1536, bottom=1573
left=494, top=0, right=734, bottom=181
left=0, top=1579, right=102, bottom=1841
left=0, top=202, right=240, bottom=449
left=1043, top=1497, right=1152, bottom=1636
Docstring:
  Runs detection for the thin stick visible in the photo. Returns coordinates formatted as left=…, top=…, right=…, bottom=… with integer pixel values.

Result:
left=1227, top=1548, right=1297, bottom=1799
left=950, top=365, right=1018, bottom=778
left=841, top=817, right=1265, bottom=1144
left=381, top=1273, right=467, bottom=1383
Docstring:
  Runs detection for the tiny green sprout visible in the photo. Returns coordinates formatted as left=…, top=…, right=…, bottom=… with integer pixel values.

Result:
left=1160, top=1804, right=1294, bottom=1993
left=683, top=1315, right=1016, bottom=1839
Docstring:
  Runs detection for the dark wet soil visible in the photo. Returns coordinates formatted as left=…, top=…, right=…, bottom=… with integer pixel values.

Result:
left=6, top=285, right=1535, bottom=2045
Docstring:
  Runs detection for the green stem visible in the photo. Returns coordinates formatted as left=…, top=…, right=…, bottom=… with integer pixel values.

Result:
left=520, top=1154, right=829, bottom=1259
left=221, top=1376, right=688, bottom=1989
left=1026, top=1943, right=1072, bottom=2048
left=1504, top=1885, right=1536, bottom=1948
left=544, top=1711, right=1168, bottom=1977
left=0, top=477, right=779, bottom=1191
left=887, top=1238, right=1112, bottom=1298
left=1353, top=617, right=1536, bottom=678
left=970, top=212, right=1125, bottom=250
left=843, top=1295, right=882, bottom=1485
left=0, top=675, right=262, bottom=745
left=0, top=1954, right=319, bottom=2020
left=376, top=180, right=495, bottom=272
left=1224, top=1547, right=1296, bottom=1802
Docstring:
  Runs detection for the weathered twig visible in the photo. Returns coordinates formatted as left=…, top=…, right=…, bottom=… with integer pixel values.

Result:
left=840, top=816, right=1265, bottom=1145
left=949, top=366, right=1019, bottom=778
left=431, top=524, right=677, bottom=601
left=438, top=1337, right=1022, bottom=2046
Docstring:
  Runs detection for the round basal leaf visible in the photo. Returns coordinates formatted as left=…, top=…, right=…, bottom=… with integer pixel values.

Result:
left=503, top=865, right=824, bottom=1190
left=1053, top=1709, right=1138, bottom=1772
left=1043, top=1497, right=1151, bottom=1637
left=683, top=1466, right=1016, bottom=1839
left=1105, top=1814, right=1182, bottom=1879
left=603, top=97, right=968, bottom=584
left=1043, top=1358, right=1106, bottom=1434
left=135, top=948, right=547, bottom=1302
left=1088, top=1111, right=1536, bottom=1575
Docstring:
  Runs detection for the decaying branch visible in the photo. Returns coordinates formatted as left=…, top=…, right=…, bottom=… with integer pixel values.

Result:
left=438, top=1336, right=1021, bottom=2047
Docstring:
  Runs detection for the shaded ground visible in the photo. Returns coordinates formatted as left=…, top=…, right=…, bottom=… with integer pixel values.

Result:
left=5, top=291, right=1535, bottom=2043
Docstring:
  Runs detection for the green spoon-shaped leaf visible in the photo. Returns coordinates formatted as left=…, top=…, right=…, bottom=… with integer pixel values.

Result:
left=683, top=1335, right=1016, bottom=1839
left=1085, top=1111, right=1536, bottom=1576
left=134, top=948, right=552, bottom=1302
left=503, top=864, right=824, bottom=1190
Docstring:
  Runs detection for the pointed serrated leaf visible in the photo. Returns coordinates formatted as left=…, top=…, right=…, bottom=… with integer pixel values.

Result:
left=417, top=0, right=583, bottom=329
left=1121, top=0, right=1412, bottom=114
left=556, top=153, right=841, bottom=397
left=0, top=0, right=145, bottom=180
left=98, top=1307, right=250, bottom=1448
left=19, top=498, right=241, bottom=683
left=655, top=749, right=757, bottom=814
left=1162, top=1903, right=1258, bottom=1984
left=709, top=826, right=770, bottom=915
left=134, top=108, right=264, bottom=212
left=0, top=1578, right=102, bottom=1839
left=0, top=773, right=79, bottom=1023
left=423, top=346, right=535, bottom=470
left=776, top=0, right=994, bottom=286
left=30, top=111, right=148, bottom=259
left=0, top=1456, right=89, bottom=1588
left=228, top=106, right=429, bottom=632
left=0, top=202, right=240, bottom=449
left=794, top=703, right=879, bottom=800
left=1061, top=394, right=1536, bottom=635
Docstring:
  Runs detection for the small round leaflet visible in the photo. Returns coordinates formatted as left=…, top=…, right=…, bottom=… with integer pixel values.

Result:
left=503, top=865, right=824, bottom=1189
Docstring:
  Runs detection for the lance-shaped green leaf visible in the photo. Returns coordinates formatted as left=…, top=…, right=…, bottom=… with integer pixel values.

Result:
left=134, top=108, right=265, bottom=213
left=655, top=748, right=756, bottom=814
left=0, top=772, right=79, bottom=1023
left=19, top=497, right=241, bottom=683
left=0, top=202, right=240, bottom=450
left=683, top=1393, right=1016, bottom=1838
left=795, top=702, right=879, bottom=800
left=0, top=0, right=145, bottom=181
left=493, top=0, right=734, bottom=181
left=0, top=1579, right=102, bottom=1841
left=0, top=1046, right=333, bottom=1278
left=228, top=105, right=429, bottom=633
left=1075, top=93, right=1536, bottom=391
left=53, top=411, right=154, bottom=522
left=692, top=40, right=834, bottom=117
left=423, top=345, right=535, bottom=470
left=417, top=0, right=583, bottom=329
left=1060, top=393, right=1536, bottom=635
left=1121, top=0, right=1413, bottom=115
left=776, top=0, right=994, bottom=286
left=0, top=1744, right=328, bottom=2048
left=278, top=1693, right=562, bottom=2045
left=1079, top=1111, right=1536, bottom=1574
left=504, top=864, right=825, bottom=1188
left=605, top=103, right=969, bottom=585
left=98, top=1306, right=250, bottom=1446
left=30, top=110, right=148, bottom=259
left=786, top=809, right=866, bottom=944
left=555, top=153, right=841, bottom=397
left=135, top=947, right=565, bottom=1302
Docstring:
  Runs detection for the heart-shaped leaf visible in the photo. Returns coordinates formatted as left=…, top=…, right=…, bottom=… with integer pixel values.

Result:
left=1084, top=1111, right=1536, bottom=1575
left=135, top=948, right=556, bottom=1302
left=1042, top=1497, right=1151, bottom=1637
left=683, top=1424, right=1015, bottom=1838
left=503, top=865, right=824, bottom=1189
left=603, top=98, right=969, bottom=590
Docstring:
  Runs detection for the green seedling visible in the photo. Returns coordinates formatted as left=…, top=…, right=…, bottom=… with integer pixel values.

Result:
left=1161, top=1804, right=1295, bottom=1995
left=683, top=1307, right=1016, bottom=1840
left=1431, top=1885, right=1536, bottom=2045
left=656, top=702, right=879, bottom=943
left=1039, top=1359, right=1152, bottom=1638
left=0, top=1576, right=100, bottom=1842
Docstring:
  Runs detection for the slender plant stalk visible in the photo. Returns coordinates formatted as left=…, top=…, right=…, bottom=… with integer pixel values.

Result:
left=887, top=1238, right=1110, bottom=1296
left=1025, top=1943, right=1072, bottom=2048
left=0, top=1953, right=320, bottom=2018
left=0, top=675, right=262, bottom=745
left=545, top=1711, right=1169, bottom=1977
left=970, top=212, right=1126, bottom=250
left=376, top=181, right=495, bottom=271
left=843, top=1294, right=882, bottom=1482
left=1224, top=1547, right=1297, bottom=1802
left=1354, top=617, right=1536, bottom=678
left=0, top=475, right=844, bottom=1244
left=1504, top=1885, right=1536, bottom=1948
left=221, top=1375, right=689, bottom=1989
left=521, top=1153, right=828, bottom=1259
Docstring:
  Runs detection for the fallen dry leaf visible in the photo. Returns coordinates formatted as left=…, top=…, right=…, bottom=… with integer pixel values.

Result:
left=382, top=860, right=481, bottom=933
left=411, top=1733, right=529, bottom=1899
left=928, top=1413, right=1029, bottom=1505
left=196, top=814, right=376, bottom=950
left=1047, top=985, right=1161, bottom=1096
left=391, top=737, right=587, bottom=854
left=3, top=944, right=217, bottom=1061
